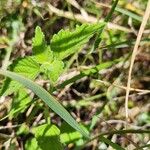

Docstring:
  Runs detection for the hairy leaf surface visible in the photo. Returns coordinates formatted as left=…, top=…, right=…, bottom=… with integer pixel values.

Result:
left=40, top=60, right=64, bottom=83
left=50, top=23, right=105, bottom=60
left=32, top=26, right=53, bottom=63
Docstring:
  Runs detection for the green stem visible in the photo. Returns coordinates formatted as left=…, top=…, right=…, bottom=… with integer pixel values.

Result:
left=76, top=129, right=150, bottom=150
left=57, top=57, right=122, bottom=90
left=134, top=144, right=150, bottom=150
left=91, top=0, right=119, bottom=63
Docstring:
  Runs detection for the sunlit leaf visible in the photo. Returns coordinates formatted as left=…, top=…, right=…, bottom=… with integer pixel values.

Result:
left=40, top=59, right=64, bottom=83
left=25, top=138, right=41, bottom=150
left=32, top=26, right=53, bottom=63
left=8, top=88, right=31, bottom=119
left=50, top=23, right=105, bottom=60
left=33, top=124, right=63, bottom=150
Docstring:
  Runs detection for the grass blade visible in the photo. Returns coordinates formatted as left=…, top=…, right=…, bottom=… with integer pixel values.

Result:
left=99, top=135, right=125, bottom=150
left=0, top=70, right=89, bottom=138
left=91, top=0, right=119, bottom=62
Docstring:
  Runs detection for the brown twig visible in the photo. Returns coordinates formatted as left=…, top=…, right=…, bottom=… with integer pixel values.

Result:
left=125, top=0, right=150, bottom=119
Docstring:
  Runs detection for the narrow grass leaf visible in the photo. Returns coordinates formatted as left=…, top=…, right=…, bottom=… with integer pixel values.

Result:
left=0, top=70, right=89, bottom=138
left=99, top=135, right=125, bottom=150
left=0, top=57, right=40, bottom=96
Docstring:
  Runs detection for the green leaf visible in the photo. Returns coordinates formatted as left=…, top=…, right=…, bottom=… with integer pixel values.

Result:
left=25, top=138, right=41, bottom=150
left=8, top=88, right=31, bottom=119
left=90, top=115, right=99, bottom=130
left=60, top=122, right=83, bottom=144
left=99, top=135, right=125, bottom=150
left=40, top=60, right=64, bottom=83
left=50, top=23, right=105, bottom=60
left=32, top=124, right=63, bottom=150
left=0, top=57, right=40, bottom=96
left=0, top=70, right=89, bottom=138
left=32, top=26, right=53, bottom=63
left=138, top=112, right=150, bottom=124
left=17, top=123, right=29, bottom=135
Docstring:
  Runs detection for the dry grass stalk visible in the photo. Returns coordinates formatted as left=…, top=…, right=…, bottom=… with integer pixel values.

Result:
left=125, top=0, right=150, bottom=119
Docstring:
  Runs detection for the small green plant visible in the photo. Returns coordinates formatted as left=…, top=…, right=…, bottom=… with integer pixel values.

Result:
left=1, top=0, right=150, bottom=149
left=0, top=23, right=110, bottom=149
left=0, top=1, right=129, bottom=149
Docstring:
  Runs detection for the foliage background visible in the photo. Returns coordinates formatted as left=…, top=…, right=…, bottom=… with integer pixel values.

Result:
left=0, top=0, right=150, bottom=149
